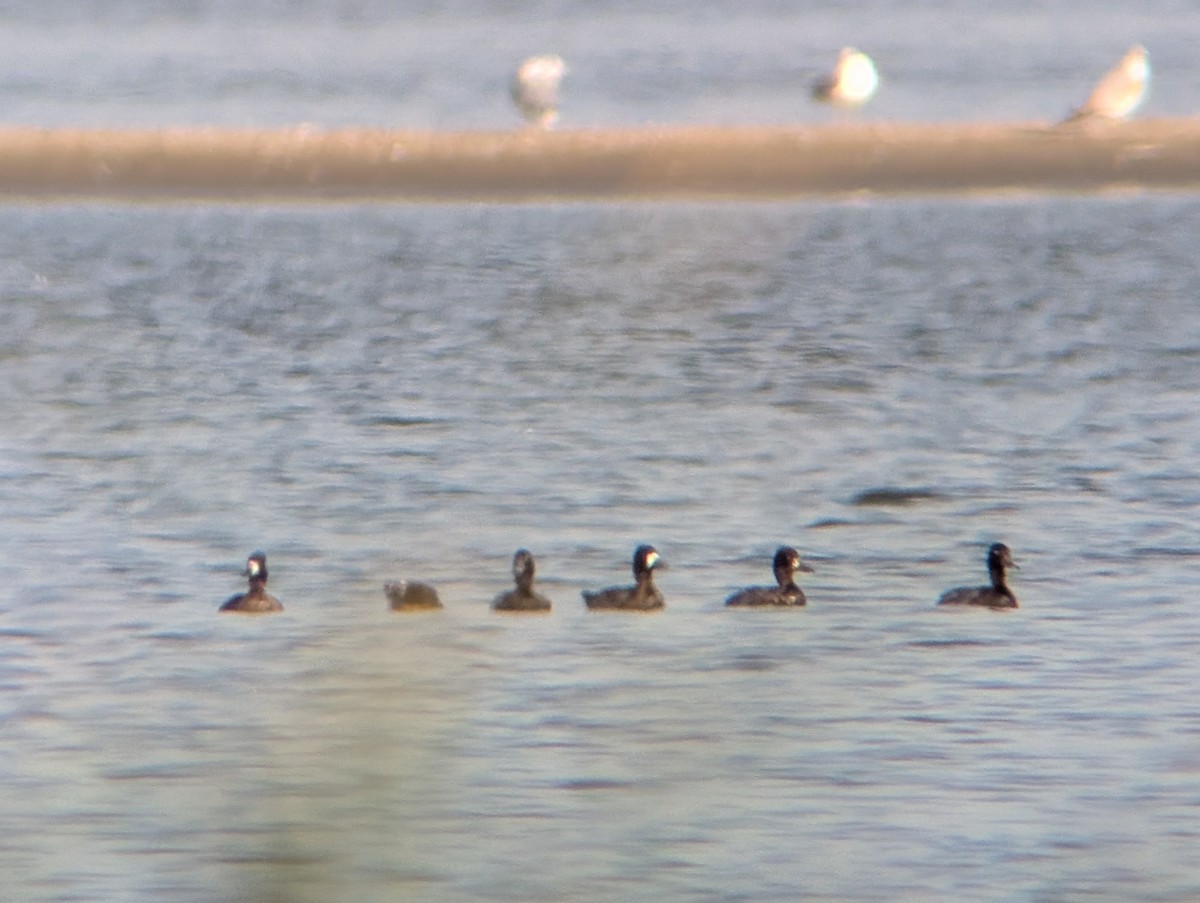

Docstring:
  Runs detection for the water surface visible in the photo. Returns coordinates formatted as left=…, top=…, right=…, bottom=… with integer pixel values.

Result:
left=2, top=1, right=1200, bottom=899
left=2, top=196, right=1199, bottom=901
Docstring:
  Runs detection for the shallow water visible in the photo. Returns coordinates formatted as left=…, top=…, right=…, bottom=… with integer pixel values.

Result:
left=3, top=2, right=1200, bottom=900
left=3, top=196, right=1200, bottom=901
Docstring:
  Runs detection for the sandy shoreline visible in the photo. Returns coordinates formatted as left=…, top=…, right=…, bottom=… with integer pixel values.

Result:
left=1, top=119, right=1198, bottom=200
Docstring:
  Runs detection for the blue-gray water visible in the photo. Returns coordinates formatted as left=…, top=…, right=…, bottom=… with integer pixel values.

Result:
left=5, top=196, right=1200, bottom=903
left=0, top=1, right=1197, bottom=127
left=3, top=3, right=1200, bottom=902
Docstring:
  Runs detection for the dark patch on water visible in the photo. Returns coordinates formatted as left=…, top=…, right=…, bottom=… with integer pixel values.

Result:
left=850, top=487, right=945, bottom=507
left=358, top=415, right=451, bottom=428
left=558, top=778, right=637, bottom=792
left=215, top=851, right=331, bottom=867
left=905, top=638, right=994, bottom=649
left=147, top=630, right=208, bottom=643
left=0, top=628, right=48, bottom=640
left=1132, top=545, right=1200, bottom=559
left=105, top=764, right=198, bottom=781
left=808, top=517, right=857, bottom=529
left=723, top=654, right=781, bottom=672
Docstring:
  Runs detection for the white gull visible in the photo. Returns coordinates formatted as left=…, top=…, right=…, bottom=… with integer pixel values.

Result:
left=811, top=47, right=879, bottom=108
left=511, top=55, right=566, bottom=129
left=1062, top=44, right=1149, bottom=123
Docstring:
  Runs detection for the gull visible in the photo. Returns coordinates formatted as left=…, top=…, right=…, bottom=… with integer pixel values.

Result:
left=1062, top=44, right=1149, bottom=123
left=511, top=54, right=566, bottom=128
left=811, top=47, right=879, bottom=109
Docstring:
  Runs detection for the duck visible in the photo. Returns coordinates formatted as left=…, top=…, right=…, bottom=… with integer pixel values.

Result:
left=385, top=579, right=443, bottom=611
left=725, top=546, right=814, bottom=607
left=511, top=54, right=566, bottom=128
left=582, top=544, right=665, bottom=611
left=493, top=549, right=552, bottom=612
left=811, top=47, right=879, bottom=108
left=219, top=551, right=283, bottom=613
left=1062, top=44, right=1149, bottom=124
left=937, top=543, right=1019, bottom=609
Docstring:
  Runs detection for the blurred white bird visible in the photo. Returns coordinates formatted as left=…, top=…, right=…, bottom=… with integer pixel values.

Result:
left=511, top=54, right=566, bottom=128
left=811, top=47, right=879, bottom=108
left=1062, top=44, right=1149, bottom=123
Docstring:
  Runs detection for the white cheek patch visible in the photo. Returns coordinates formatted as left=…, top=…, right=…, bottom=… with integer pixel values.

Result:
left=646, top=551, right=660, bottom=569
left=247, top=559, right=262, bottom=576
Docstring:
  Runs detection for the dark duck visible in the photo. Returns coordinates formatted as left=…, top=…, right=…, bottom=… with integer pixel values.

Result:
left=937, top=543, right=1019, bottom=609
left=582, top=544, right=665, bottom=611
left=725, top=546, right=814, bottom=607
left=493, top=549, right=552, bottom=612
left=219, top=551, right=283, bottom=613
left=385, top=577, right=443, bottom=611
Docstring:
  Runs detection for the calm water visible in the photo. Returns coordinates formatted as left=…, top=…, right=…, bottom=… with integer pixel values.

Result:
left=3, top=196, right=1199, bottom=902
left=0, top=0, right=1197, bottom=128
left=2, top=2, right=1200, bottom=902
